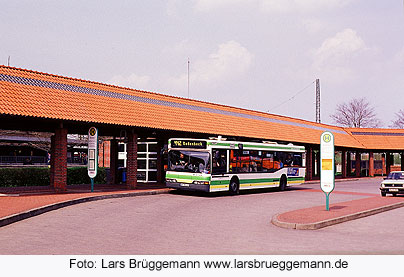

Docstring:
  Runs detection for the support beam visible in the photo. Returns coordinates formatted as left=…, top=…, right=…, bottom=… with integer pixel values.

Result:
left=341, top=150, right=347, bottom=178
left=53, top=126, right=68, bottom=192
left=126, top=130, right=138, bottom=189
left=156, top=140, right=164, bottom=184
left=316, top=150, right=320, bottom=178
left=347, top=151, right=351, bottom=176
left=401, top=152, right=404, bottom=171
left=108, top=139, right=118, bottom=185
left=386, top=152, right=392, bottom=176
left=305, top=146, right=313, bottom=181
left=369, top=152, right=374, bottom=177
left=355, top=151, right=361, bottom=177
left=50, top=135, right=55, bottom=187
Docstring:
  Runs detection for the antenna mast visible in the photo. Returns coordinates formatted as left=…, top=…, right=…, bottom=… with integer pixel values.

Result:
left=316, top=79, right=320, bottom=123
left=187, top=58, right=190, bottom=98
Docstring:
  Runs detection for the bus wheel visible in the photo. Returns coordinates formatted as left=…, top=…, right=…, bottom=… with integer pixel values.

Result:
left=279, top=175, right=287, bottom=191
left=229, top=180, right=239, bottom=195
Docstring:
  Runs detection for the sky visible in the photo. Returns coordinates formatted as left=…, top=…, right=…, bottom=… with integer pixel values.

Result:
left=1, top=0, right=403, bottom=127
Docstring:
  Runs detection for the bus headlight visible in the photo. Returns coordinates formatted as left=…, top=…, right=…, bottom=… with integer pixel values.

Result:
left=166, top=178, right=177, bottom=183
left=192, top=181, right=210, bottom=185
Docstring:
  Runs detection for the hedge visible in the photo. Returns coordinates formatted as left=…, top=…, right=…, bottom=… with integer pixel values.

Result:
left=0, top=167, right=107, bottom=187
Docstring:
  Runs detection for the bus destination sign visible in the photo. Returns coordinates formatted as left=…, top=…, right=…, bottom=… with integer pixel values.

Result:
left=171, top=140, right=207, bottom=149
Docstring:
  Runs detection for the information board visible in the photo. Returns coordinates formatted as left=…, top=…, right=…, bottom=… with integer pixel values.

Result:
left=320, top=131, right=335, bottom=211
left=88, top=127, right=98, bottom=179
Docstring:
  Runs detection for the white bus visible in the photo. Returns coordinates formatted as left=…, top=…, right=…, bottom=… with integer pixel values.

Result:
left=165, top=137, right=306, bottom=194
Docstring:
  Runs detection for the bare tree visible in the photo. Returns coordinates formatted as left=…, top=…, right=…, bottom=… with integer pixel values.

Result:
left=390, top=109, right=404, bottom=128
left=330, top=97, right=382, bottom=128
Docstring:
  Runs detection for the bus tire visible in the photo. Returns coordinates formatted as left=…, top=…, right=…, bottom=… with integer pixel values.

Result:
left=279, top=175, right=287, bottom=191
left=229, top=178, right=239, bottom=195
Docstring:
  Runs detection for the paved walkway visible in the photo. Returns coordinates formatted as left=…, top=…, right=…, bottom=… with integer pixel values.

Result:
left=272, top=189, right=404, bottom=229
left=2, top=181, right=404, bottom=230
left=0, top=183, right=169, bottom=227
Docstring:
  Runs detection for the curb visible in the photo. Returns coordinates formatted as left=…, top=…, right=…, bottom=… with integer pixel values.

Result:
left=0, top=189, right=171, bottom=228
left=271, top=200, right=404, bottom=230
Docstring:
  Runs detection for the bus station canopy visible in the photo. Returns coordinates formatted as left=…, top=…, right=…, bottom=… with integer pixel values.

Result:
left=1, top=65, right=403, bottom=151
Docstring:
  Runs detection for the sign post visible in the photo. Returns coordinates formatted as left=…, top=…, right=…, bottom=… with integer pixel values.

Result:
left=320, top=131, right=335, bottom=211
left=88, top=127, right=98, bottom=192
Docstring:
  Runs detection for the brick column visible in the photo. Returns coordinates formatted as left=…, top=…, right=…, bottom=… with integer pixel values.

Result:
left=347, top=151, right=351, bottom=176
left=316, top=150, right=320, bottom=178
left=126, top=130, right=138, bottom=189
left=156, top=140, right=164, bottom=184
left=305, top=146, right=313, bottom=181
left=386, top=152, right=392, bottom=176
left=401, top=152, right=404, bottom=171
left=53, top=127, right=68, bottom=192
left=355, top=151, right=361, bottom=177
left=341, top=150, right=347, bottom=178
left=108, top=139, right=118, bottom=185
left=50, top=135, right=55, bottom=186
left=369, top=152, right=374, bottom=177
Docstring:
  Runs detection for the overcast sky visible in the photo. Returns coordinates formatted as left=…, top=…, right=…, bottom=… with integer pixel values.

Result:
left=1, top=0, right=403, bottom=127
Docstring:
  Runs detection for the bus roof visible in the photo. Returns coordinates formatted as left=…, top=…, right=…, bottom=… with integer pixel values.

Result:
left=168, top=138, right=305, bottom=152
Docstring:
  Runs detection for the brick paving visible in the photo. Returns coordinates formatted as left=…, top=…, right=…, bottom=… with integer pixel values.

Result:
left=277, top=196, right=404, bottom=225
left=0, top=183, right=166, bottom=219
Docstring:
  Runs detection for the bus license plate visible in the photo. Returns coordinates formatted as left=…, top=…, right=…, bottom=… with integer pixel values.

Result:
left=180, top=183, right=189, bottom=187
left=389, top=188, right=399, bottom=192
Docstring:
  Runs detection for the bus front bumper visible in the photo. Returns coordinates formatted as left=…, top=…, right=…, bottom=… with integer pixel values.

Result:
left=166, top=182, right=210, bottom=192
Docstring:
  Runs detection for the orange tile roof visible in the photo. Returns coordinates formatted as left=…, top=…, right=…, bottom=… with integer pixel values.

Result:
left=1, top=65, right=403, bottom=150
left=345, top=128, right=404, bottom=150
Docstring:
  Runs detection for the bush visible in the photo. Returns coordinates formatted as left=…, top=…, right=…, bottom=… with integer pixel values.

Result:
left=0, top=167, right=107, bottom=187
left=0, top=167, right=50, bottom=187
left=67, top=167, right=106, bottom=185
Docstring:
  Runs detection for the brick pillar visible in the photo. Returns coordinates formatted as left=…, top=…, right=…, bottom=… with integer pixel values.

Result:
left=305, top=146, right=313, bottom=181
left=53, top=127, right=68, bottom=192
left=126, top=130, right=138, bottom=189
left=50, top=135, right=55, bottom=186
left=156, top=140, right=164, bottom=184
left=347, top=151, right=351, bottom=176
left=382, top=154, right=386, bottom=175
left=312, top=150, right=318, bottom=177
left=355, top=151, right=361, bottom=177
left=386, top=152, right=392, bottom=176
left=108, top=139, right=118, bottom=185
left=401, top=152, right=404, bottom=171
left=369, top=152, right=374, bottom=177
left=341, top=150, right=347, bottom=178
left=316, top=150, right=320, bottom=178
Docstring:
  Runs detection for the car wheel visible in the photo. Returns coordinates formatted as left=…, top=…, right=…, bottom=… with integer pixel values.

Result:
left=381, top=191, right=386, bottom=197
left=392, top=192, right=397, bottom=197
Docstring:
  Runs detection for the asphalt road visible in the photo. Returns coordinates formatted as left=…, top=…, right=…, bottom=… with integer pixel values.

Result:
left=1, top=177, right=403, bottom=254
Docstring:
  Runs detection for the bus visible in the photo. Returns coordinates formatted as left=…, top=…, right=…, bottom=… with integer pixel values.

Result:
left=165, top=137, right=306, bottom=194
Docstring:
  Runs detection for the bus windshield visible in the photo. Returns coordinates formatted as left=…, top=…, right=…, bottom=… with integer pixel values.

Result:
left=168, top=150, right=210, bottom=173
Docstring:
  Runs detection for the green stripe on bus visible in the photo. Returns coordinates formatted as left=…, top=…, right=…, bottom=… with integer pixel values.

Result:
left=165, top=173, right=210, bottom=181
left=211, top=180, right=229, bottom=185
left=239, top=178, right=280, bottom=184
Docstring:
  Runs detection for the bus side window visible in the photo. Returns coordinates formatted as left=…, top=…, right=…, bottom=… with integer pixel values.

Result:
left=262, top=151, right=274, bottom=172
left=212, top=149, right=227, bottom=174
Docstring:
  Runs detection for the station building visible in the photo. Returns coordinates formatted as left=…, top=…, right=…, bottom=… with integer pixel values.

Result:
left=1, top=65, right=403, bottom=191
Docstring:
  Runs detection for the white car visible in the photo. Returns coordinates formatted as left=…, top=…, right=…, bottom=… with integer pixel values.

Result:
left=380, top=171, right=404, bottom=197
